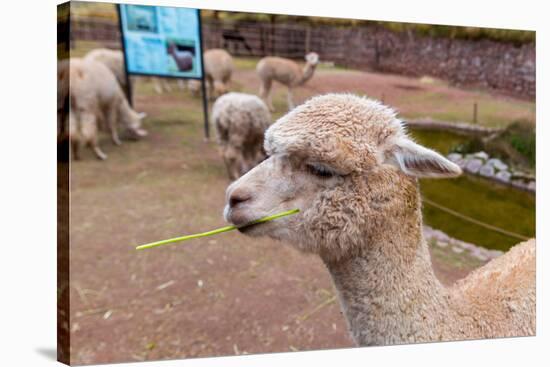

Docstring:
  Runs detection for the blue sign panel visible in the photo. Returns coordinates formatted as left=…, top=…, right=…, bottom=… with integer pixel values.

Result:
left=119, top=5, right=203, bottom=79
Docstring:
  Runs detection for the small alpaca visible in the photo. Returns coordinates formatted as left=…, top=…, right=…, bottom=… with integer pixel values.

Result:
left=223, top=93, right=535, bottom=346
left=256, top=52, right=319, bottom=112
left=68, top=58, right=147, bottom=160
left=212, top=92, right=271, bottom=180
left=204, top=49, right=234, bottom=100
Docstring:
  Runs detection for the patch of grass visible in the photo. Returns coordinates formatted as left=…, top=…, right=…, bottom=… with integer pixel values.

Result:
left=500, top=120, right=536, bottom=167
left=398, top=91, right=534, bottom=128
left=233, top=57, right=260, bottom=71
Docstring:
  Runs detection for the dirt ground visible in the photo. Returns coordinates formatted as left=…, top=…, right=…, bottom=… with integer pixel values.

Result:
left=68, top=64, right=515, bottom=364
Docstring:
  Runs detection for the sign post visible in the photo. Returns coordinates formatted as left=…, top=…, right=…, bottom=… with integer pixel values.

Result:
left=117, top=4, right=209, bottom=139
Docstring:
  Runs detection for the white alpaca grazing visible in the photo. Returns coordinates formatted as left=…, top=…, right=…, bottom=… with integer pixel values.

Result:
left=84, top=48, right=127, bottom=94
left=68, top=58, right=147, bottom=160
left=212, top=92, right=271, bottom=180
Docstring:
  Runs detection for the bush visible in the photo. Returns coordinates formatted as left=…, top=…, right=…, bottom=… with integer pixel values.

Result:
left=451, top=119, right=535, bottom=170
left=501, top=120, right=536, bottom=166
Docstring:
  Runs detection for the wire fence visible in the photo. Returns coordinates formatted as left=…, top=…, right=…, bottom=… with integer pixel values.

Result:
left=70, top=18, right=372, bottom=64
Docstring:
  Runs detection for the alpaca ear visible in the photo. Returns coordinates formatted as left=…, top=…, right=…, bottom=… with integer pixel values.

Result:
left=387, top=136, right=462, bottom=178
left=305, top=53, right=319, bottom=64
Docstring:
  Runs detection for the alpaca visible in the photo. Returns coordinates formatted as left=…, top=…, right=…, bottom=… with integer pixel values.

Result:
left=69, top=58, right=147, bottom=160
left=84, top=48, right=127, bottom=95
left=256, top=52, right=319, bottom=112
left=212, top=92, right=271, bottom=180
left=204, top=49, right=233, bottom=100
left=223, top=93, right=535, bottom=346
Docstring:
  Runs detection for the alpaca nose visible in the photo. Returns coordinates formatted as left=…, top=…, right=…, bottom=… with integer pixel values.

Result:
left=229, top=190, right=252, bottom=209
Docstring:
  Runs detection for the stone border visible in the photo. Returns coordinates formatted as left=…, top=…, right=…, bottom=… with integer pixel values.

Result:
left=423, top=225, right=503, bottom=262
left=447, top=151, right=535, bottom=193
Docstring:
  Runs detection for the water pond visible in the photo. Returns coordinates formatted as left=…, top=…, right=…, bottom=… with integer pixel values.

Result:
left=410, top=129, right=535, bottom=251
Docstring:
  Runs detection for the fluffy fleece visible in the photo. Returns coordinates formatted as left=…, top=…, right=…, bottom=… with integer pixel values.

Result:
left=204, top=49, right=234, bottom=99
left=69, top=58, right=147, bottom=160
left=223, top=93, right=535, bottom=346
left=84, top=48, right=127, bottom=94
left=212, top=92, right=271, bottom=180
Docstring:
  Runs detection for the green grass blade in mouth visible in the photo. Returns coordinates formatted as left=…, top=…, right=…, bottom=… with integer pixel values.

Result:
left=135, top=208, right=300, bottom=250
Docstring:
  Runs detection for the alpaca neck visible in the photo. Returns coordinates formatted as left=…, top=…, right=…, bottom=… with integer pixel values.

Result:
left=117, top=97, right=136, bottom=128
left=323, top=213, right=455, bottom=346
left=297, top=63, right=316, bottom=85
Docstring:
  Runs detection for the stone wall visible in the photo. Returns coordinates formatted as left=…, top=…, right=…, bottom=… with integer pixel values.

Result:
left=352, top=27, right=535, bottom=98
left=71, top=18, right=536, bottom=98
left=203, top=21, right=536, bottom=99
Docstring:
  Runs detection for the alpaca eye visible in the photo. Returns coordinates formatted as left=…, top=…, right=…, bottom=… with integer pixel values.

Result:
left=306, top=163, right=335, bottom=178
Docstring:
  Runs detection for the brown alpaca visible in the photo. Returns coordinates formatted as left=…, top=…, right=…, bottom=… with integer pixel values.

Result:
left=167, top=43, right=193, bottom=72
left=223, top=93, right=535, bottom=346
left=256, top=52, right=319, bottom=112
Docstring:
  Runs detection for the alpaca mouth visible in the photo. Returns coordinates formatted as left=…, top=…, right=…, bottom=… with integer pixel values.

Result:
left=225, top=207, right=270, bottom=234
left=237, top=221, right=265, bottom=233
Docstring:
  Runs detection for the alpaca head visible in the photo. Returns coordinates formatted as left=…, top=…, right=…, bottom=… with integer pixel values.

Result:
left=224, top=94, right=460, bottom=262
left=305, top=52, right=319, bottom=66
left=124, top=110, right=148, bottom=139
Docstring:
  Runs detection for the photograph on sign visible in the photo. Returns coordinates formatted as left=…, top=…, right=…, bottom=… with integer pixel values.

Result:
left=119, top=5, right=203, bottom=78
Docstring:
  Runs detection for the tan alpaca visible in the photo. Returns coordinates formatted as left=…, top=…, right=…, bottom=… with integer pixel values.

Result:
left=212, top=92, right=271, bottom=180
left=84, top=48, right=127, bottom=93
left=223, top=93, right=535, bottom=346
left=204, top=49, right=233, bottom=99
left=256, top=52, right=319, bottom=112
left=69, top=58, right=147, bottom=160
